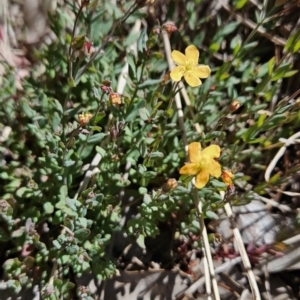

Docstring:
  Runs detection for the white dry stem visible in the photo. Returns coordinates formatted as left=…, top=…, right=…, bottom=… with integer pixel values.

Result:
left=185, top=256, right=243, bottom=295
left=265, top=131, right=300, bottom=182
left=257, top=195, right=291, bottom=213
left=194, top=190, right=220, bottom=300
left=203, top=253, right=212, bottom=300
left=220, top=191, right=261, bottom=300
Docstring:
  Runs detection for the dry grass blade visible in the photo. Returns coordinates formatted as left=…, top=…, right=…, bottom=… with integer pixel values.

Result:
left=221, top=192, right=261, bottom=300
left=265, top=131, right=300, bottom=182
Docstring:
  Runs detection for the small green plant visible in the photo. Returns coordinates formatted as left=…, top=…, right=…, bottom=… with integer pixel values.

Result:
left=1, top=0, right=299, bottom=298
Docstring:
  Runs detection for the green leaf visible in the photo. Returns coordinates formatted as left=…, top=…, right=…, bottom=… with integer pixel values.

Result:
left=53, top=99, right=63, bottom=114
left=138, top=79, right=162, bottom=88
left=139, top=187, right=147, bottom=195
left=6, top=280, right=22, bottom=294
left=52, top=111, right=61, bottom=131
left=218, top=21, right=239, bottom=37
left=143, top=194, right=151, bottom=204
left=16, top=187, right=33, bottom=198
left=20, top=99, right=35, bottom=118
left=95, top=112, right=106, bottom=123
left=125, top=31, right=140, bottom=48
left=235, top=0, right=247, bottom=9
left=61, top=207, right=78, bottom=217
left=138, top=107, right=150, bottom=121
left=209, top=42, right=220, bottom=53
left=282, top=70, right=298, bottom=78
left=271, top=63, right=292, bottom=81
left=88, top=133, right=107, bottom=144
left=96, top=146, right=106, bottom=157
left=268, top=57, right=275, bottom=75
left=125, top=100, right=147, bottom=122
left=150, top=151, right=164, bottom=158
left=53, top=240, right=62, bottom=249
left=59, top=185, right=68, bottom=201
left=284, top=28, right=300, bottom=53
left=90, top=125, right=102, bottom=132
left=261, top=114, right=286, bottom=130
left=136, top=234, right=145, bottom=248
left=78, top=217, right=88, bottom=228
left=74, top=228, right=90, bottom=242
left=205, top=210, right=219, bottom=220
left=127, top=53, right=137, bottom=79
left=43, top=202, right=54, bottom=214
left=64, top=160, right=75, bottom=167
left=61, top=281, right=75, bottom=294
left=93, top=87, right=100, bottom=100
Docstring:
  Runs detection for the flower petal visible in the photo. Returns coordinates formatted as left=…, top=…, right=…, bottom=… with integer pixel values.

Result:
left=195, top=170, right=209, bottom=189
left=170, top=66, right=185, bottom=82
left=179, top=163, right=200, bottom=175
left=171, top=50, right=186, bottom=65
left=184, top=71, right=201, bottom=87
left=188, top=142, right=201, bottom=163
left=193, top=65, right=211, bottom=78
left=207, top=160, right=221, bottom=178
left=201, top=145, right=221, bottom=159
left=185, top=45, right=199, bottom=66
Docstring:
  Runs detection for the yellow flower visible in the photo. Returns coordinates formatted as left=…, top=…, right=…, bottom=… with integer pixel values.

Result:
left=170, top=45, right=211, bottom=87
left=180, top=142, right=221, bottom=189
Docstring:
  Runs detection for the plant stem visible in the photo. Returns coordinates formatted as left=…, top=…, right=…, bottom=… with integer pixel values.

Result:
left=193, top=188, right=221, bottom=300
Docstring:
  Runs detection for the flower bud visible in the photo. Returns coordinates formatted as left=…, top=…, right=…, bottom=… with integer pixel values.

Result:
left=109, top=125, right=117, bottom=140
left=71, top=34, right=87, bottom=51
left=109, top=92, right=122, bottom=105
left=152, top=26, right=161, bottom=35
left=229, top=100, right=241, bottom=112
left=162, top=178, right=178, bottom=192
left=162, top=21, right=178, bottom=35
left=100, top=84, right=113, bottom=95
left=225, top=184, right=235, bottom=201
left=78, top=41, right=94, bottom=59
left=222, top=170, right=234, bottom=185
left=78, top=112, right=93, bottom=127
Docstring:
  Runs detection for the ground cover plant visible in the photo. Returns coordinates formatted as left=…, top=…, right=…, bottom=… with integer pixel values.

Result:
left=1, top=0, right=300, bottom=299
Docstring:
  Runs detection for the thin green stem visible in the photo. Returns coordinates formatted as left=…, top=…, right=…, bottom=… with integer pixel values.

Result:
left=127, top=59, right=147, bottom=111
